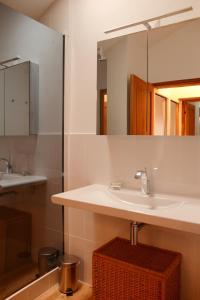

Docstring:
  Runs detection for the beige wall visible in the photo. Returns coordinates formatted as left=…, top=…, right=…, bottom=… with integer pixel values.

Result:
left=106, top=37, right=127, bottom=134
left=149, top=18, right=200, bottom=84
left=104, top=31, right=147, bottom=134
left=40, top=1, right=200, bottom=299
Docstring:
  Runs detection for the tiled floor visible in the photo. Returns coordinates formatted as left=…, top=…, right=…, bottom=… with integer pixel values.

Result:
left=35, top=283, right=93, bottom=300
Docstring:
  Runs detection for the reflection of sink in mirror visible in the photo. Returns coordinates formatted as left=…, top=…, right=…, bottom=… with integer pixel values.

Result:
left=0, top=173, right=47, bottom=189
left=109, top=189, right=185, bottom=210
left=0, top=173, right=23, bottom=180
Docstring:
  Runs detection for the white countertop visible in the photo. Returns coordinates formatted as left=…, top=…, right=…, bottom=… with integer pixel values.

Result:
left=52, top=184, right=200, bottom=235
left=0, top=174, right=47, bottom=190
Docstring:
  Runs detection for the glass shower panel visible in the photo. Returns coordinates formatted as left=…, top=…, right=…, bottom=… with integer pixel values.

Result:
left=0, top=3, right=63, bottom=298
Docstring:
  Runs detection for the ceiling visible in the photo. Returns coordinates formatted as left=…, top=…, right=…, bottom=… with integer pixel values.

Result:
left=0, top=0, right=56, bottom=19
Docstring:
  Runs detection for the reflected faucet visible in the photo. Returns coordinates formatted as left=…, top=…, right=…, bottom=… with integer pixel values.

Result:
left=134, top=168, right=150, bottom=195
left=0, top=158, right=12, bottom=174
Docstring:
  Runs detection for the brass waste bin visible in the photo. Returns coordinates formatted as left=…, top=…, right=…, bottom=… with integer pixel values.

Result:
left=59, top=255, right=80, bottom=296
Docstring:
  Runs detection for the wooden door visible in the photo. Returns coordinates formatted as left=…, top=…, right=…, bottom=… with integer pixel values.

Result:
left=182, top=102, right=195, bottom=135
left=170, top=100, right=179, bottom=136
left=129, top=75, right=148, bottom=135
left=147, top=83, right=154, bottom=135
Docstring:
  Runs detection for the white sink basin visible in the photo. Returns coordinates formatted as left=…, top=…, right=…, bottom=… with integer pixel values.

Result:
left=64, top=185, right=184, bottom=212
left=109, top=189, right=184, bottom=210
left=52, top=184, right=200, bottom=235
left=0, top=173, right=47, bottom=189
left=0, top=173, right=23, bottom=180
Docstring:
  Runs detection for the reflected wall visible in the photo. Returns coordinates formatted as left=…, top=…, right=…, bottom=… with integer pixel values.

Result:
left=97, top=31, right=147, bottom=135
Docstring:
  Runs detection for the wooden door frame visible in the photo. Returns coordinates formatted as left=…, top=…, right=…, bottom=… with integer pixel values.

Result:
left=148, top=83, right=154, bottom=135
left=179, top=97, right=200, bottom=136
left=154, top=93, right=168, bottom=135
left=131, top=78, right=200, bottom=136
left=100, top=89, right=107, bottom=135
left=152, top=78, right=200, bottom=88
left=181, top=101, right=196, bottom=136
left=179, top=97, right=200, bottom=102
left=170, top=100, right=179, bottom=135
left=129, top=74, right=148, bottom=135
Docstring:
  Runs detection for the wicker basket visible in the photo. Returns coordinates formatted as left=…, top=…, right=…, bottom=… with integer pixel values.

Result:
left=93, top=237, right=181, bottom=300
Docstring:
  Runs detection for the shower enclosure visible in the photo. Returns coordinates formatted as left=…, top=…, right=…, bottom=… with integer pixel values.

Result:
left=0, top=3, right=64, bottom=299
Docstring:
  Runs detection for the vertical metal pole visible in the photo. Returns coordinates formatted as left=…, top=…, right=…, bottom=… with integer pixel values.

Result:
left=130, top=221, right=145, bottom=246
left=130, top=221, right=138, bottom=246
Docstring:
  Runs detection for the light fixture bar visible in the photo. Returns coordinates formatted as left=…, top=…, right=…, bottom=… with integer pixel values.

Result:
left=104, top=6, right=193, bottom=34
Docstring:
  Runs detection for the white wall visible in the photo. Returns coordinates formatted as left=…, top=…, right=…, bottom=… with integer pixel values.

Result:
left=106, top=38, right=127, bottom=134
left=126, top=31, right=147, bottom=81
left=103, top=31, right=147, bottom=134
left=149, top=18, right=200, bottom=83
left=40, top=1, right=200, bottom=299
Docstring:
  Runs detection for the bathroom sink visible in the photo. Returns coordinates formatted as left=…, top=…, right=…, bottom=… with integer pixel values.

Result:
left=109, top=190, right=185, bottom=210
left=73, top=186, right=185, bottom=211
left=0, top=173, right=23, bottom=180
left=52, top=184, right=200, bottom=235
left=0, top=173, right=47, bottom=189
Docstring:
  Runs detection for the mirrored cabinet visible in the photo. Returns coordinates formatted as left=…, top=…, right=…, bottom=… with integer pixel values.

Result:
left=97, top=18, right=200, bottom=136
left=0, top=61, right=38, bottom=136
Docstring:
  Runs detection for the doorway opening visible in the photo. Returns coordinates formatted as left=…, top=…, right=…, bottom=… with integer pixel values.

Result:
left=150, top=79, right=200, bottom=136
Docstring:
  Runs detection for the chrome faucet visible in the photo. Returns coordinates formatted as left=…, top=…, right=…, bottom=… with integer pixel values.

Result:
left=0, top=158, right=12, bottom=174
left=134, top=168, right=150, bottom=195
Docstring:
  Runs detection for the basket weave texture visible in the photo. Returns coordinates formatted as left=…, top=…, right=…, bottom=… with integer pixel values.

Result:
left=92, top=237, right=181, bottom=300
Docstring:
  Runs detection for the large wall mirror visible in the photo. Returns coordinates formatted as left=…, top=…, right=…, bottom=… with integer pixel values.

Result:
left=97, top=18, right=200, bottom=136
